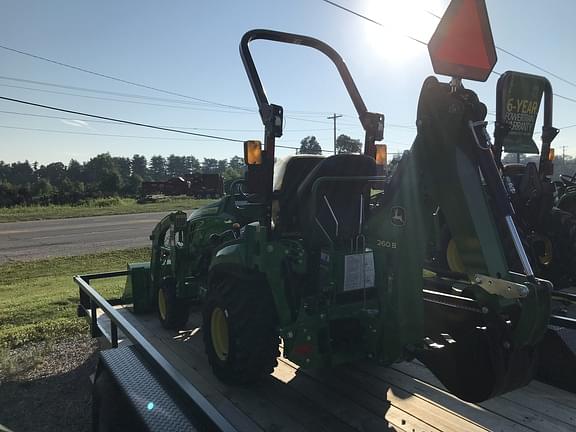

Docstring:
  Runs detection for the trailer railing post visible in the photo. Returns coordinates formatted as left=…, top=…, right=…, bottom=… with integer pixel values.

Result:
left=111, top=322, right=118, bottom=348
left=90, top=300, right=102, bottom=338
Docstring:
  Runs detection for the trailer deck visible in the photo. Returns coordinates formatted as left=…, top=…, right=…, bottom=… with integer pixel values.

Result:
left=93, top=302, right=576, bottom=432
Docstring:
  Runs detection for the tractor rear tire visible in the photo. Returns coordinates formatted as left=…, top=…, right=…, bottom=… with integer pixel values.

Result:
left=202, top=277, right=280, bottom=385
left=157, top=277, right=189, bottom=330
left=558, top=194, right=576, bottom=217
left=438, top=225, right=466, bottom=274
left=543, top=208, right=576, bottom=288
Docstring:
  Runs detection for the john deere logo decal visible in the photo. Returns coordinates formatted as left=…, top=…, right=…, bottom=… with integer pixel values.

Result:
left=391, top=207, right=406, bottom=227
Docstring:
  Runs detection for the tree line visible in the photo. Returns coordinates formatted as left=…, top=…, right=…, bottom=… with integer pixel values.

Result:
left=5, top=138, right=571, bottom=208
left=299, top=134, right=362, bottom=155
left=0, top=134, right=361, bottom=207
left=0, top=153, right=245, bottom=207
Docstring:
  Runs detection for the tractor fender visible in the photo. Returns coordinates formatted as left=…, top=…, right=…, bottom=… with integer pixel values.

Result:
left=208, top=242, right=292, bottom=325
left=208, top=243, right=262, bottom=282
left=557, top=188, right=576, bottom=214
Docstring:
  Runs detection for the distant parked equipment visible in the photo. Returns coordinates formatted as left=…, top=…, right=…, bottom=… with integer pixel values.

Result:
left=141, top=173, right=224, bottom=198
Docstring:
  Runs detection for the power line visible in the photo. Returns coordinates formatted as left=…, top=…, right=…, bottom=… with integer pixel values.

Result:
left=3, top=10, right=570, bottom=145
left=0, top=42, right=394, bottom=118
left=319, top=0, right=427, bottom=45
left=0, top=101, right=344, bottom=150
left=0, top=75, right=349, bottom=117
left=0, top=83, right=259, bottom=114
left=295, top=114, right=417, bottom=130
left=386, top=123, right=415, bottom=129
left=0, top=79, right=361, bottom=123
left=275, top=144, right=333, bottom=154
left=285, top=115, right=335, bottom=125
left=0, top=75, right=232, bottom=107
left=0, top=43, right=254, bottom=112
left=0, top=106, right=403, bottom=153
left=0, top=36, right=506, bottom=133
left=0, top=124, right=226, bottom=141
left=0, top=109, right=334, bottom=133
left=555, top=93, right=576, bottom=104
left=495, top=47, right=576, bottom=89
left=424, top=10, right=442, bottom=19
left=321, top=0, right=576, bottom=102
left=0, top=83, right=366, bottom=125
left=0, top=95, right=243, bottom=143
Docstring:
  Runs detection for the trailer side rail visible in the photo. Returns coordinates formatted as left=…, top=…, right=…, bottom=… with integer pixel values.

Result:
left=74, top=273, right=237, bottom=432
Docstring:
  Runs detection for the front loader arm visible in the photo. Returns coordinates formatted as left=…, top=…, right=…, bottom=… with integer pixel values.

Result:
left=149, top=211, right=187, bottom=292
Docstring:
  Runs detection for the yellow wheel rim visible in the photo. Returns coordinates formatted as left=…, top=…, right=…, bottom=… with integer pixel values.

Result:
left=158, top=288, right=167, bottom=321
left=446, top=238, right=466, bottom=274
left=211, top=307, right=229, bottom=361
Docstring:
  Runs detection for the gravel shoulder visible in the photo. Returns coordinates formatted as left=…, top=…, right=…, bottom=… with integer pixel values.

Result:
left=0, top=249, right=150, bottom=431
left=0, top=335, right=99, bottom=432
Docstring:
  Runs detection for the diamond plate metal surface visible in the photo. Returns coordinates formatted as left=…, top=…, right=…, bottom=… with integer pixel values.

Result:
left=100, top=346, right=198, bottom=432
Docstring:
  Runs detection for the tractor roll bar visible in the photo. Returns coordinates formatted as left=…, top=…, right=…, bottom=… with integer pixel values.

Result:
left=240, top=29, right=383, bottom=157
left=537, top=77, right=559, bottom=175
left=240, top=29, right=367, bottom=123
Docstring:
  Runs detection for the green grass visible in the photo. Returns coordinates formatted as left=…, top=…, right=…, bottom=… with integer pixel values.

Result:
left=0, top=248, right=150, bottom=349
left=0, top=196, right=215, bottom=223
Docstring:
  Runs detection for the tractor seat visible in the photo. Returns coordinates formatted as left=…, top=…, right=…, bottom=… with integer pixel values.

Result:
left=272, top=155, right=325, bottom=233
left=296, top=154, right=376, bottom=249
left=503, top=162, right=543, bottom=202
left=502, top=163, right=526, bottom=191
left=519, top=162, right=543, bottom=201
left=502, top=163, right=526, bottom=177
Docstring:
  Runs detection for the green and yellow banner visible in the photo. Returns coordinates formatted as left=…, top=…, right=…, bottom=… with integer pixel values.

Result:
left=498, top=72, right=546, bottom=154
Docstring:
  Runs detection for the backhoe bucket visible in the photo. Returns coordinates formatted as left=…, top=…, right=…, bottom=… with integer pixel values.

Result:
left=418, top=290, right=539, bottom=402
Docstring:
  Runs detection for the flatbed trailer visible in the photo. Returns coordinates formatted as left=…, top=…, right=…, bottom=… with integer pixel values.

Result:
left=75, top=272, right=576, bottom=432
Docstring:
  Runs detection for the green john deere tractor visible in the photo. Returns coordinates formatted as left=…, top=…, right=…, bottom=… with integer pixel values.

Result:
left=125, top=1, right=552, bottom=403
left=555, top=172, right=576, bottom=215
left=492, top=71, right=576, bottom=288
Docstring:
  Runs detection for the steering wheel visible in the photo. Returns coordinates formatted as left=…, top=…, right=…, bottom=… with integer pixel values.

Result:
left=230, top=179, right=249, bottom=199
left=560, top=173, right=576, bottom=187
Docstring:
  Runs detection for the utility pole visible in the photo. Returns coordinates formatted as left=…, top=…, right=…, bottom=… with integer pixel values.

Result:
left=562, top=145, right=567, bottom=173
left=327, top=113, right=342, bottom=154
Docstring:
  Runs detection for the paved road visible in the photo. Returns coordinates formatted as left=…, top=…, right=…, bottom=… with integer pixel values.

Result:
left=0, top=212, right=180, bottom=263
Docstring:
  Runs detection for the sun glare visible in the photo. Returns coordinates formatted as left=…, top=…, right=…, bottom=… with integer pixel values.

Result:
left=363, top=0, right=442, bottom=63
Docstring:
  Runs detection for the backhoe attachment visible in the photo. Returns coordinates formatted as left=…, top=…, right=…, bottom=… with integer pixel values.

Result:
left=412, top=77, right=550, bottom=402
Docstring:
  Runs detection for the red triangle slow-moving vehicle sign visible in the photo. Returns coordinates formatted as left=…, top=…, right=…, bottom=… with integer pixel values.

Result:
left=428, top=0, right=497, bottom=82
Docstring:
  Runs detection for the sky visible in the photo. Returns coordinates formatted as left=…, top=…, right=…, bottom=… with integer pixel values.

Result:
left=0, top=0, right=575, bottom=166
